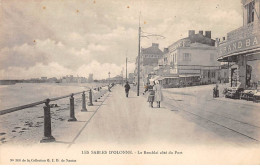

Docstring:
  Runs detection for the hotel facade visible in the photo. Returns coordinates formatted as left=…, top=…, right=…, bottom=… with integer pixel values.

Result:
left=217, top=0, right=260, bottom=90
left=155, top=30, right=222, bottom=88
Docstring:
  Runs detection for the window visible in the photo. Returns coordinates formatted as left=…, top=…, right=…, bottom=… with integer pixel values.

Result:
left=183, top=53, right=191, bottom=61
left=247, top=1, right=255, bottom=24
left=203, top=70, right=207, bottom=78
left=211, top=71, right=215, bottom=78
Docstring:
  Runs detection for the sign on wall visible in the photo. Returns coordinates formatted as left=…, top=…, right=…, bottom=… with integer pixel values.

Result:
left=218, top=35, right=260, bottom=57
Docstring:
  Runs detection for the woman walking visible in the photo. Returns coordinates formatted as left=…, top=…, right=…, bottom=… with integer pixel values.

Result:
left=147, top=82, right=155, bottom=108
left=154, top=80, right=163, bottom=108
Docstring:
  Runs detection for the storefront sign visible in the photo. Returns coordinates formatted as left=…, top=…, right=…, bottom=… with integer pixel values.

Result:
left=169, top=39, right=190, bottom=52
left=218, top=35, right=260, bottom=57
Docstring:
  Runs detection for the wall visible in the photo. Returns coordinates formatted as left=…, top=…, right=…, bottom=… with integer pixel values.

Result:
left=177, top=46, right=219, bottom=67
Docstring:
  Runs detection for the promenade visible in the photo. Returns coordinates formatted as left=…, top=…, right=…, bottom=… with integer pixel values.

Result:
left=39, top=84, right=259, bottom=147
left=1, top=84, right=260, bottom=164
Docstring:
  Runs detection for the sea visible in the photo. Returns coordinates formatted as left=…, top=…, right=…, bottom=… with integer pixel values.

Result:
left=0, top=82, right=103, bottom=111
left=0, top=82, right=105, bottom=144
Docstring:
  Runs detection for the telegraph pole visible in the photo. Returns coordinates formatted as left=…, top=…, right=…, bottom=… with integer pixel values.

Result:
left=126, top=57, right=128, bottom=82
left=136, top=12, right=164, bottom=96
left=137, top=14, right=141, bottom=96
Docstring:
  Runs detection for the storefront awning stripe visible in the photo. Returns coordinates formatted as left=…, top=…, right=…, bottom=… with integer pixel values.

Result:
left=217, top=47, right=260, bottom=61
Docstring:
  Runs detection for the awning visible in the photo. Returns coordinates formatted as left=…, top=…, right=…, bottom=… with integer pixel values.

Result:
left=150, top=76, right=164, bottom=81
left=179, top=75, right=200, bottom=78
left=218, top=47, right=260, bottom=62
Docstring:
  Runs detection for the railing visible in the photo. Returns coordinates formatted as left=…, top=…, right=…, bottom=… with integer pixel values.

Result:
left=0, top=85, right=113, bottom=143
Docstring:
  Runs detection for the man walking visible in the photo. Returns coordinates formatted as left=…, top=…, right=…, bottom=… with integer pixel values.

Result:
left=124, top=81, right=130, bottom=97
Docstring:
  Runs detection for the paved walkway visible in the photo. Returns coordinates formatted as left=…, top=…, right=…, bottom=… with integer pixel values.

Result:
left=1, top=85, right=259, bottom=165
left=63, top=85, right=233, bottom=146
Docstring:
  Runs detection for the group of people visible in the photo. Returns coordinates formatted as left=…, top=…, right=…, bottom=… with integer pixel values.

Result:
left=123, top=80, right=163, bottom=108
left=144, top=80, right=163, bottom=108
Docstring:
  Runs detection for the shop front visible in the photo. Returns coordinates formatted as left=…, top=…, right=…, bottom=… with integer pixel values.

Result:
left=217, top=0, right=260, bottom=101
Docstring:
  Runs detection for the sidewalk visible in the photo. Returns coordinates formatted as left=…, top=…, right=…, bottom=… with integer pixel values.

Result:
left=65, top=85, right=231, bottom=146
left=1, top=85, right=259, bottom=165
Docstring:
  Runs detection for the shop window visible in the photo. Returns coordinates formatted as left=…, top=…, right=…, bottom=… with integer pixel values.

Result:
left=211, top=71, right=215, bottom=78
left=231, top=68, right=238, bottom=87
left=247, top=1, right=255, bottom=24
left=203, top=70, right=207, bottom=78
left=183, top=53, right=191, bottom=61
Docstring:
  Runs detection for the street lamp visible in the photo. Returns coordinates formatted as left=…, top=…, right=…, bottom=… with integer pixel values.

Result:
left=108, top=72, right=111, bottom=92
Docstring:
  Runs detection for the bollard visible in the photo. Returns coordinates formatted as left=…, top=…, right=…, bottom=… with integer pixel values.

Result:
left=88, top=89, right=93, bottom=106
left=98, top=91, right=101, bottom=99
left=81, top=91, right=87, bottom=112
left=94, top=92, right=98, bottom=102
left=68, top=94, right=77, bottom=122
left=40, top=99, right=55, bottom=143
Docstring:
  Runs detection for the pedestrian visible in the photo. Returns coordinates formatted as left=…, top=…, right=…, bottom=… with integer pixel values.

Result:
left=154, top=80, right=163, bottom=108
left=147, top=81, right=155, bottom=108
left=124, top=81, right=130, bottom=97
left=143, top=83, right=149, bottom=95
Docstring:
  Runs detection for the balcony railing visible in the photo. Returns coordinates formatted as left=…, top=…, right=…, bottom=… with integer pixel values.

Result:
left=227, top=22, right=260, bottom=41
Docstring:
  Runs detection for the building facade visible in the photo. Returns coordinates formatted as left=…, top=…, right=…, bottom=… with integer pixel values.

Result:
left=134, top=43, right=163, bottom=85
left=217, top=0, right=260, bottom=90
left=157, top=30, right=220, bottom=87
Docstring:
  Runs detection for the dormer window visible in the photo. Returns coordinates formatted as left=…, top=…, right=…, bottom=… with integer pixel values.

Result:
left=247, top=1, right=255, bottom=24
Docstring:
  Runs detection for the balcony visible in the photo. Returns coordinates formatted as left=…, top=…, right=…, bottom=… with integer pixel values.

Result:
left=227, top=22, right=260, bottom=41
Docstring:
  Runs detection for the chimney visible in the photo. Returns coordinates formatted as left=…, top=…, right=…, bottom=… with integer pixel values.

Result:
left=163, top=48, right=169, bottom=53
left=188, top=30, right=195, bottom=37
left=222, top=37, right=226, bottom=41
left=215, top=38, right=219, bottom=47
left=199, top=30, right=203, bottom=35
left=205, top=31, right=211, bottom=38
left=152, top=43, right=159, bottom=48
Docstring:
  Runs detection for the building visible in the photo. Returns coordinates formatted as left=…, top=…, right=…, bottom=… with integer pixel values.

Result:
left=157, top=30, right=220, bottom=87
left=107, top=75, right=124, bottom=84
left=217, top=0, right=260, bottom=90
left=134, top=43, right=163, bottom=85
left=88, top=74, right=93, bottom=83
left=128, top=73, right=135, bottom=83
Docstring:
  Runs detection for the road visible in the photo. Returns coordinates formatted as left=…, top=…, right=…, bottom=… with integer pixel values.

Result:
left=73, top=84, right=260, bottom=147
left=161, top=84, right=260, bottom=145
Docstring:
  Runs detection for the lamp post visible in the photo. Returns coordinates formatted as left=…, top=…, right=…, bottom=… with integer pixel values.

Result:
left=126, top=57, right=128, bottom=83
left=137, top=25, right=141, bottom=96
left=108, top=72, right=111, bottom=92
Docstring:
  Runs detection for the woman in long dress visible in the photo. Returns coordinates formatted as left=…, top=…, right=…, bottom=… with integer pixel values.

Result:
left=147, top=82, right=155, bottom=108
left=154, top=80, right=163, bottom=108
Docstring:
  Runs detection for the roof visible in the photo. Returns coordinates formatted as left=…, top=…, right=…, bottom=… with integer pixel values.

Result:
left=168, top=33, right=215, bottom=51
left=141, top=46, right=163, bottom=55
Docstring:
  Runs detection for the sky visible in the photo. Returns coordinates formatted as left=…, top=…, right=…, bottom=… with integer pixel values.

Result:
left=0, top=0, right=243, bottom=80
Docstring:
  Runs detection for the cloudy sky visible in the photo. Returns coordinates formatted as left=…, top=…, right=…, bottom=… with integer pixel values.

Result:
left=0, top=0, right=243, bottom=80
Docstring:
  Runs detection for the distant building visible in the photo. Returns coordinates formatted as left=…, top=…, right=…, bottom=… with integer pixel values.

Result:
left=107, top=75, right=123, bottom=84
left=128, top=73, right=134, bottom=83
left=217, top=0, right=260, bottom=90
left=88, top=74, right=93, bottom=83
left=47, top=77, right=58, bottom=83
left=157, top=30, right=220, bottom=87
left=134, top=43, right=163, bottom=85
left=41, top=77, right=47, bottom=81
